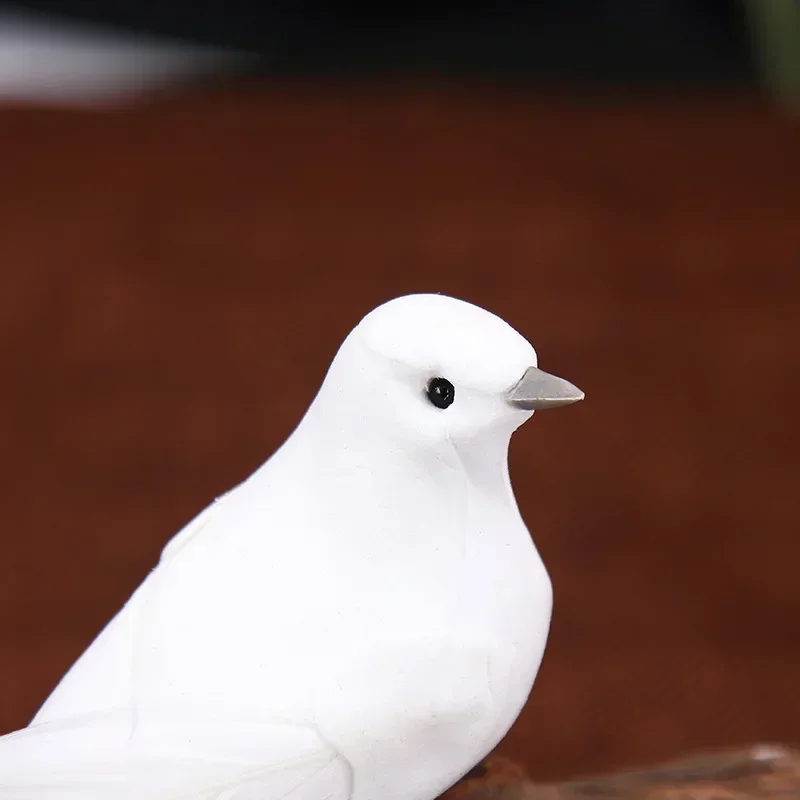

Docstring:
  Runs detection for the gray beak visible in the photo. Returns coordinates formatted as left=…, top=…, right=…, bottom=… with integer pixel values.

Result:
left=506, top=366, right=585, bottom=411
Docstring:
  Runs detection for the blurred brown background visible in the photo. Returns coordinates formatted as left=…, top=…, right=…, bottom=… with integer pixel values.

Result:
left=1, top=68, right=799, bottom=783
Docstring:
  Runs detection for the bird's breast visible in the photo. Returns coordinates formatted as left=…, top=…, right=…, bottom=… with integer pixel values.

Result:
left=132, top=461, right=551, bottom=743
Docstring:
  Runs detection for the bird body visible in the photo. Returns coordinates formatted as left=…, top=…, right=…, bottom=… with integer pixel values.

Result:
left=0, top=294, right=583, bottom=800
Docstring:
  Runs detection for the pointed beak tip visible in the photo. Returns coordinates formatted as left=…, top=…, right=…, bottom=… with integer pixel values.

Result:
left=505, top=367, right=585, bottom=411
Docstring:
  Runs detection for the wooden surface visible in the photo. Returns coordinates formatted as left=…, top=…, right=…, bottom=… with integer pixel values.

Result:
left=0, top=85, right=798, bottom=780
left=445, top=748, right=800, bottom=799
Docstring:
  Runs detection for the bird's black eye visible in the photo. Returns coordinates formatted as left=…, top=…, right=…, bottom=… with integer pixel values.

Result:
left=426, top=377, right=455, bottom=409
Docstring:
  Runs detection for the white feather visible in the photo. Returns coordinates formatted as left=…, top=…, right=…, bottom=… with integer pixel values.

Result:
left=0, top=710, right=350, bottom=799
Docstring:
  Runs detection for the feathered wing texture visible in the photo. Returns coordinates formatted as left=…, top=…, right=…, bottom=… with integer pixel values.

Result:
left=33, top=495, right=230, bottom=728
left=0, top=709, right=352, bottom=800
left=159, top=494, right=230, bottom=566
left=14, top=495, right=354, bottom=800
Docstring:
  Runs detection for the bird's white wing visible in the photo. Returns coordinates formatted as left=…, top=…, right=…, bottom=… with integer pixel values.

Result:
left=160, top=491, right=233, bottom=565
left=0, top=709, right=351, bottom=800
left=34, top=489, right=239, bottom=727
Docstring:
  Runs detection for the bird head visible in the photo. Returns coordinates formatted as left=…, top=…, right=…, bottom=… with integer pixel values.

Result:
left=306, top=294, right=583, bottom=456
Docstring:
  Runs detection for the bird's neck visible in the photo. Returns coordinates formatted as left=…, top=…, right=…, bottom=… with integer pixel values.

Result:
left=269, top=401, right=517, bottom=510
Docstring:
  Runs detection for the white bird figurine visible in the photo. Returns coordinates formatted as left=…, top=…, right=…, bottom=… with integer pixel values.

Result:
left=0, top=293, right=584, bottom=800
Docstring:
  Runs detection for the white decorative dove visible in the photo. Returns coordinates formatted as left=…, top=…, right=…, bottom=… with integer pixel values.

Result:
left=0, top=293, right=584, bottom=800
